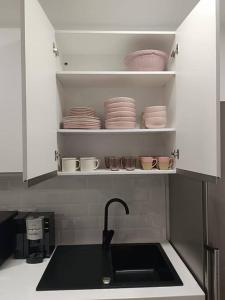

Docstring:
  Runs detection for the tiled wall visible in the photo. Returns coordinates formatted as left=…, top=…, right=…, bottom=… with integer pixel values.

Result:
left=0, top=173, right=168, bottom=245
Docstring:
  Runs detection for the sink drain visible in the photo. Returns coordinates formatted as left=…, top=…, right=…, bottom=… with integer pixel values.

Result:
left=102, top=277, right=111, bottom=285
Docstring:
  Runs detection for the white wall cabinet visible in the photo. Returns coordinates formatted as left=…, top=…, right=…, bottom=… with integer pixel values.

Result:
left=21, top=0, right=59, bottom=180
left=21, top=0, right=221, bottom=181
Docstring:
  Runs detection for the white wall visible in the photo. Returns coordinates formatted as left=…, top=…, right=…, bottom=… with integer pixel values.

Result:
left=0, top=28, right=22, bottom=172
left=0, top=174, right=167, bottom=245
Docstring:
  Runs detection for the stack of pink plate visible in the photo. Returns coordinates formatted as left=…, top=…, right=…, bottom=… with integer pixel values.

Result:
left=104, top=97, right=136, bottom=129
left=63, top=107, right=101, bottom=129
left=141, top=106, right=167, bottom=129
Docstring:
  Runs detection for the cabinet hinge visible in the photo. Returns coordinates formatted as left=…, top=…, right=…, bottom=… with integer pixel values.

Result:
left=53, top=42, right=59, bottom=56
left=171, top=44, right=179, bottom=58
left=171, top=149, right=180, bottom=160
left=54, top=150, right=59, bottom=161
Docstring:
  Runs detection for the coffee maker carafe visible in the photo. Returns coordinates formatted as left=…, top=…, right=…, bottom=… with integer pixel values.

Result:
left=26, top=216, right=44, bottom=264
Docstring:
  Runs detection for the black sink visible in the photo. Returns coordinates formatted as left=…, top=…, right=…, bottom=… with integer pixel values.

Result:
left=36, top=243, right=182, bottom=291
left=111, top=244, right=182, bottom=286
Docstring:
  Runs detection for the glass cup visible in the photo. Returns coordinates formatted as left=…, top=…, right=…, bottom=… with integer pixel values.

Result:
left=108, top=156, right=122, bottom=171
left=122, top=156, right=136, bottom=171
left=105, top=157, right=110, bottom=169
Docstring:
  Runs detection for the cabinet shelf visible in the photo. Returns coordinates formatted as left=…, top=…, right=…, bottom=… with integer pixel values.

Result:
left=56, top=71, right=176, bottom=87
left=58, top=128, right=176, bottom=134
left=58, top=169, right=176, bottom=176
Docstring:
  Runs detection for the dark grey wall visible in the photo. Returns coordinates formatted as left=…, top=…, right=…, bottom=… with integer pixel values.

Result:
left=207, top=103, right=225, bottom=299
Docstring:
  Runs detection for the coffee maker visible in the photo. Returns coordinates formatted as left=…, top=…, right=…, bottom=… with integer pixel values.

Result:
left=14, top=212, right=55, bottom=262
left=26, top=216, right=44, bottom=264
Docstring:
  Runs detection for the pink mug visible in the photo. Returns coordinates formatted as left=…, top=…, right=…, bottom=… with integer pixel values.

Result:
left=140, top=157, right=157, bottom=170
left=158, top=157, right=174, bottom=170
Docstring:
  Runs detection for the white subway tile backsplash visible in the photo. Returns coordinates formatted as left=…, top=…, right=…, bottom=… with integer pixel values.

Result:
left=0, top=174, right=167, bottom=244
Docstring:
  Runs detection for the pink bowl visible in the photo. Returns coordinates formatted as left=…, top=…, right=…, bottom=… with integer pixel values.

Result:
left=145, top=124, right=166, bottom=129
left=144, top=106, right=166, bottom=113
left=125, top=50, right=168, bottom=71
left=143, top=111, right=167, bottom=118
left=145, top=117, right=167, bottom=125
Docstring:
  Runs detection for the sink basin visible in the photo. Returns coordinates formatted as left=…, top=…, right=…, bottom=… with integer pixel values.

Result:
left=111, top=243, right=182, bottom=286
left=36, top=243, right=182, bottom=291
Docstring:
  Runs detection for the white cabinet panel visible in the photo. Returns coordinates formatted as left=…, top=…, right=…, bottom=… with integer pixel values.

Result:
left=220, top=8, right=225, bottom=102
left=22, top=0, right=58, bottom=180
left=0, top=28, right=22, bottom=172
left=176, top=0, right=220, bottom=177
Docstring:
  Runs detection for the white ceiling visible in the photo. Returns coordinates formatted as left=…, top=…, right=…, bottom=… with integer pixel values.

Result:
left=0, top=0, right=205, bottom=30
left=0, top=0, right=20, bottom=27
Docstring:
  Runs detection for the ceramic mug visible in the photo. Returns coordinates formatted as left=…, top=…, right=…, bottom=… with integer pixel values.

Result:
left=140, top=157, right=157, bottom=170
left=80, top=157, right=100, bottom=171
left=62, top=157, right=80, bottom=172
left=158, top=157, right=174, bottom=170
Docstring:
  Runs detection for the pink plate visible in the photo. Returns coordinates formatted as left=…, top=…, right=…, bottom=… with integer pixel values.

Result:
left=104, top=97, right=135, bottom=105
left=106, top=107, right=136, bottom=114
left=70, top=106, right=95, bottom=110
left=64, top=116, right=100, bottom=121
left=106, top=111, right=136, bottom=118
left=105, top=102, right=136, bottom=109
left=105, top=122, right=136, bottom=129
left=106, top=116, right=136, bottom=122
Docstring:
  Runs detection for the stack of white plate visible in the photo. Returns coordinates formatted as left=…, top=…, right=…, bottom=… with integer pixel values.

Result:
left=141, top=106, right=167, bottom=129
left=63, top=107, right=101, bottom=129
left=104, top=97, right=136, bottom=129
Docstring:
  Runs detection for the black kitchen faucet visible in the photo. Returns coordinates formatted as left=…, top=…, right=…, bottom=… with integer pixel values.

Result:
left=102, top=198, right=129, bottom=248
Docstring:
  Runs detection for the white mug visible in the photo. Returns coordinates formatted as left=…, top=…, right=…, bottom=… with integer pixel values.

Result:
left=62, top=157, right=80, bottom=172
left=80, top=157, right=100, bottom=171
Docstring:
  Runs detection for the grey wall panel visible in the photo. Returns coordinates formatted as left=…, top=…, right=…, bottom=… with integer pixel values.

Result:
left=207, top=102, right=225, bottom=299
left=169, top=174, right=204, bottom=285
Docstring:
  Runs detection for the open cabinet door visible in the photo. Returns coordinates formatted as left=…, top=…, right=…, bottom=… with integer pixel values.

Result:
left=21, top=0, right=58, bottom=181
left=176, top=0, right=220, bottom=177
